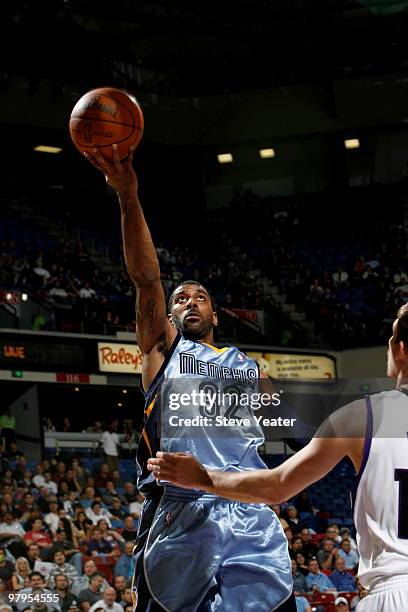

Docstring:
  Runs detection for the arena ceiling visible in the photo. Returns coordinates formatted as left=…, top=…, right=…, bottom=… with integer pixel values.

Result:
left=1, top=0, right=408, bottom=98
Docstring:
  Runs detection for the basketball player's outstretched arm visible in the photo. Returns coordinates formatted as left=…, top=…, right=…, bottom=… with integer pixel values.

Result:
left=84, top=146, right=176, bottom=372
left=147, top=435, right=358, bottom=504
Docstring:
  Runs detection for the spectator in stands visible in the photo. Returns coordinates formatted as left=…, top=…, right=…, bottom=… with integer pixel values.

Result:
left=88, top=587, right=122, bottom=612
left=42, top=528, right=82, bottom=575
left=112, top=577, right=126, bottom=603
left=43, top=472, right=58, bottom=495
left=299, top=528, right=318, bottom=559
left=81, top=487, right=97, bottom=510
left=119, top=589, right=133, bottom=610
left=0, top=511, right=26, bottom=551
left=32, top=464, right=46, bottom=490
left=78, top=573, right=105, bottom=611
left=47, top=551, right=79, bottom=590
left=87, top=527, right=114, bottom=558
left=96, top=519, right=124, bottom=548
left=45, top=501, right=62, bottom=534
left=102, top=483, right=125, bottom=508
left=52, top=461, right=68, bottom=485
left=109, top=498, right=127, bottom=522
left=100, top=428, right=119, bottom=473
left=337, top=538, right=359, bottom=569
left=332, top=267, right=348, bottom=287
left=121, top=483, right=135, bottom=505
left=6, top=441, right=24, bottom=462
left=326, top=525, right=342, bottom=544
left=24, top=518, right=52, bottom=548
left=73, top=510, right=92, bottom=541
left=330, top=557, right=357, bottom=592
left=60, top=469, right=80, bottom=494
left=79, top=282, right=96, bottom=300
left=87, top=422, right=103, bottom=434
left=25, top=542, right=41, bottom=569
left=37, top=487, right=52, bottom=514
left=295, top=553, right=309, bottom=576
left=334, top=597, right=350, bottom=611
left=0, top=546, right=14, bottom=581
left=94, top=465, right=112, bottom=490
left=17, top=571, right=60, bottom=612
left=86, top=502, right=112, bottom=527
left=305, top=558, right=337, bottom=595
left=63, top=491, right=79, bottom=515
left=114, top=542, right=134, bottom=579
left=44, top=419, right=56, bottom=432
left=120, top=516, right=137, bottom=543
left=339, top=527, right=357, bottom=551
left=290, top=537, right=304, bottom=560
left=52, top=573, right=80, bottom=612
left=291, top=559, right=308, bottom=595
left=11, top=557, right=31, bottom=591
left=316, top=538, right=338, bottom=570
left=13, top=455, right=28, bottom=482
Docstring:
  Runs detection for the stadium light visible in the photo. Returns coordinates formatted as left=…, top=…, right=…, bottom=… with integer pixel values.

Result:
left=122, top=389, right=128, bottom=394
left=74, top=387, right=80, bottom=392
left=34, top=145, right=63, bottom=154
left=344, top=138, right=360, bottom=149
left=217, top=153, right=233, bottom=164
left=117, top=402, right=123, bottom=407
left=6, top=293, right=12, bottom=301
left=21, top=293, right=28, bottom=301
left=259, top=148, right=275, bottom=159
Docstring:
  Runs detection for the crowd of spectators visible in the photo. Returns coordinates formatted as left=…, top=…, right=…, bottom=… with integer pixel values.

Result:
left=1, top=184, right=407, bottom=349
left=0, top=437, right=364, bottom=612
left=0, top=436, right=144, bottom=612
left=272, top=502, right=366, bottom=611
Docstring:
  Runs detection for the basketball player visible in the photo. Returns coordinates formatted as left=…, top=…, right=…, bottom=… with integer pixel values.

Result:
left=148, top=304, right=408, bottom=612
left=84, top=145, right=295, bottom=611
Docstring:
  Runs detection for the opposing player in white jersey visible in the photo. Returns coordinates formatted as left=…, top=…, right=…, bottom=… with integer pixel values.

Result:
left=148, top=304, right=408, bottom=612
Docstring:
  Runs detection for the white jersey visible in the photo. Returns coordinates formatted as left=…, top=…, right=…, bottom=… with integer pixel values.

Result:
left=353, top=389, right=408, bottom=589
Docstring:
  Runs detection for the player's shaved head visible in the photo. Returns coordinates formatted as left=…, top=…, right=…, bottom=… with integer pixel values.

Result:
left=168, top=281, right=214, bottom=311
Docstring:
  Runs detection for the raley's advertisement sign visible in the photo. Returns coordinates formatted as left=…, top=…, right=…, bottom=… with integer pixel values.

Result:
left=97, top=342, right=143, bottom=374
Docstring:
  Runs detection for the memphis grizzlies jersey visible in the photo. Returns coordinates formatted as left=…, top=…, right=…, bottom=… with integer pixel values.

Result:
left=136, top=333, right=267, bottom=494
left=353, top=389, right=408, bottom=588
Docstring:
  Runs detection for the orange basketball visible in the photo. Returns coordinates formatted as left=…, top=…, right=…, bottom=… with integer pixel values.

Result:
left=69, top=87, right=144, bottom=161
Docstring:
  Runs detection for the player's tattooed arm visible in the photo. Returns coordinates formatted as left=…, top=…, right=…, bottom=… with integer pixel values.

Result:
left=85, top=144, right=176, bottom=354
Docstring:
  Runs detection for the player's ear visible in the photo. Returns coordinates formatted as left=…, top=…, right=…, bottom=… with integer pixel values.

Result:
left=168, top=313, right=175, bottom=327
left=212, top=311, right=218, bottom=327
left=399, top=340, right=408, bottom=357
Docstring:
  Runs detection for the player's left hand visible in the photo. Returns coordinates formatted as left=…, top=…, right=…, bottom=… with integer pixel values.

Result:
left=147, top=452, right=211, bottom=490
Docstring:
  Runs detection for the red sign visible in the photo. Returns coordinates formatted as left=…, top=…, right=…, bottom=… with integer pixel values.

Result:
left=55, top=373, right=90, bottom=384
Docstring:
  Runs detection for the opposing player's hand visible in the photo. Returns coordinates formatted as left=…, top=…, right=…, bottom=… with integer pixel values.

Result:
left=147, top=452, right=211, bottom=490
left=84, top=144, right=138, bottom=195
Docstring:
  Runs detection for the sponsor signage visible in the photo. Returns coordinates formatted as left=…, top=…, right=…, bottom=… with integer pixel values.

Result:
left=97, top=342, right=143, bottom=374
left=248, top=351, right=336, bottom=379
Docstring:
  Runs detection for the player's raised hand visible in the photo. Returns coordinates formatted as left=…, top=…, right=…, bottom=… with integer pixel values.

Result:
left=147, top=452, right=211, bottom=490
left=84, top=144, right=138, bottom=195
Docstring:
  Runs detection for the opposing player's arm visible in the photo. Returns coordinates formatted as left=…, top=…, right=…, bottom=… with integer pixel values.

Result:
left=148, top=435, right=356, bottom=504
left=84, top=145, right=176, bottom=356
